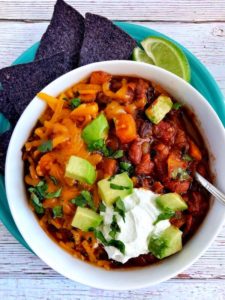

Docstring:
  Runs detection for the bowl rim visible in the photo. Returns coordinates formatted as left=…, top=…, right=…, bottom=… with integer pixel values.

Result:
left=5, top=60, right=225, bottom=290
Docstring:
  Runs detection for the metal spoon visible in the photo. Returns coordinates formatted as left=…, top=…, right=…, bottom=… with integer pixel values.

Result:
left=195, top=172, right=225, bottom=206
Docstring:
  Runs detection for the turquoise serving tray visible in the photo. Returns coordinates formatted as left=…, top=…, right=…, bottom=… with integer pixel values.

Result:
left=0, top=22, right=224, bottom=252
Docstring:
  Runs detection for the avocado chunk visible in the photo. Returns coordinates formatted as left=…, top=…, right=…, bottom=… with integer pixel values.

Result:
left=156, top=193, right=188, bottom=211
left=97, top=172, right=133, bottom=206
left=65, top=155, right=96, bottom=184
left=82, top=113, right=109, bottom=144
left=72, top=207, right=103, bottom=231
left=149, top=225, right=182, bottom=259
left=145, top=95, right=173, bottom=124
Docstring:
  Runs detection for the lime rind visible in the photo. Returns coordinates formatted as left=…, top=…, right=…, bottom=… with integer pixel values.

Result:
left=141, top=36, right=191, bottom=82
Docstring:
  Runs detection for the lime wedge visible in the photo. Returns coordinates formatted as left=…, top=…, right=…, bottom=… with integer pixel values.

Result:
left=141, top=37, right=191, bottom=82
left=132, top=47, right=154, bottom=64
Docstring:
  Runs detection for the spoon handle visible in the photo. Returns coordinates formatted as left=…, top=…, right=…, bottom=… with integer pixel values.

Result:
left=195, top=172, right=225, bottom=206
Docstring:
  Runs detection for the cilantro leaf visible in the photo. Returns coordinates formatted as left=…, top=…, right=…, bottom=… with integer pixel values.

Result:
left=38, top=140, right=53, bottom=153
left=110, top=183, right=130, bottom=190
left=87, top=139, right=105, bottom=151
left=45, top=188, right=62, bottom=199
left=182, top=154, right=193, bottom=162
left=70, top=190, right=95, bottom=210
left=80, top=191, right=95, bottom=210
left=172, top=102, right=182, bottom=110
left=89, top=228, right=108, bottom=245
left=71, top=195, right=86, bottom=207
left=153, top=209, right=175, bottom=225
left=114, top=197, right=126, bottom=221
left=30, top=193, right=44, bottom=214
left=52, top=205, right=63, bottom=218
left=50, top=175, right=58, bottom=185
left=171, top=168, right=190, bottom=181
left=99, top=202, right=106, bottom=212
left=109, top=215, right=120, bottom=238
left=87, top=139, right=123, bottom=159
left=110, top=150, right=124, bottom=159
left=70, top=98, right=81, bottom=110
left=107, top=240, right=125, bottom=254
left=119, top=162, right=133, bottom=175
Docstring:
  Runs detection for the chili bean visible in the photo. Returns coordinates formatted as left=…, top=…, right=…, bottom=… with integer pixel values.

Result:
left=128, top=141, right=142, bottom=165
left=106, top=136, right=120, bottom=151
left=141, top=141, right=150, bottom=154
left=135, top=154, right=154, bottom=175
left=139, top=120, right=152, bottom=139
left=153, top=121, right=177, bottom=144
left=163, top=179, right=190, bottom=194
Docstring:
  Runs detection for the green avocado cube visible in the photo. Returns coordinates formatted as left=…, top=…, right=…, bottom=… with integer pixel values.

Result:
left=156, top=193, right=188, bottom=211
left=72, top=207, right=103, bottom=231
left=82, top=113, right=109, bottom=144
left=97, top=172, right=133, bottom=206
left=65, top=155, right=96, bottom=184
left=149, top=225, right=182, bottom=259
left=145, top=95, right=173, bottom=124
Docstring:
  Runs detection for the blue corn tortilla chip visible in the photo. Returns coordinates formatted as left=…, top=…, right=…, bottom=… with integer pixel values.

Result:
left=0, top=52, right=70, bottom=118
left=79, top=13, right=137, bottom=66
left=0, top=129, right=13, bottom=173
left=35, top=0, right=84, bottom=69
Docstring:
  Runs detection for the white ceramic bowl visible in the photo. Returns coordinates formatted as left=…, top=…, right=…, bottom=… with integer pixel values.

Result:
left=5, top=61, right=225, bottom=290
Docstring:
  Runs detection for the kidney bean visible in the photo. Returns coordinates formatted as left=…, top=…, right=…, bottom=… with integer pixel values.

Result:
left=153, top=121, right=177, bottom=144
left=141, top=141, right=150, bottom=154
left=106, top=135, right=120, bottom=151
left=128, top=141, right=142, bottom=165
left=139, top=120, right=152, bottom=139
left=135, top=154, right=154, bottom=175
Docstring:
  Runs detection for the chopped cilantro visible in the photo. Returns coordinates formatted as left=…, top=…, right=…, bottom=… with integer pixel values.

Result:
left=87, top=139, right=123, bottom=159
left=182, top=154, right=193, bottom=162
left=153, top=209, right=175, bottom=225
left=107, top=240, right=125, bottom=254
left=119, top=162, right=133, bottom=175
left=38, top=140, right=53, bottom=153
left=110, top=183, right=130, bottom=190
left=172, top=102, right=182, bottom=110
left=171, top=168, right=190, bottom=181
left=30, top=192, right=44, bottom=214
left=71, top=195, right=86, bottom=207
left=70, top=98, right=81, bottom=110
left=90, top=228, right=125, bottom=254
left=45, top=188, right=62, bottom=199
left=49, top=175, right=58, bottom=185
left=71, top=190, right=95, bottom=210
left=109, top=215, right=120, bottom=238
left=52, top=205, right=63, bottom=218
left=114, top=197, right=126, bottom=221
left=99, top=202, right=106, bottom=212
left=110, top=150, right=124, bottom=159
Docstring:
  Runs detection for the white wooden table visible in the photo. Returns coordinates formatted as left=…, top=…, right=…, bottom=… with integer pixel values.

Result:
left=0, top=1, right=225, bottom=299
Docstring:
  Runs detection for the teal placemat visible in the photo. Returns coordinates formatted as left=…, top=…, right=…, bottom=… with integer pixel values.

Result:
left=0, top=22, right=224, bottom=252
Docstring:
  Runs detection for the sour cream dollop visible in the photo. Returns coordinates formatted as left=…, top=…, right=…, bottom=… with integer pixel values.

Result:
left=100, top=188, right=170, bottom=263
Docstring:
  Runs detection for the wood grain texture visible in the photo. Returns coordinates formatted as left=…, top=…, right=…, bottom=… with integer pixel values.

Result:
left=0, top=0, right=225, bottom=22
left=0, top=21, right=224, bottom=94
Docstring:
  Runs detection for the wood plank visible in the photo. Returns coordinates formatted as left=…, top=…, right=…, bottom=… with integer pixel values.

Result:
left=1, top=278, right=225, bottom=299
left=0, top=0, right=225, bottom=22
left=1, top=220, right=225, bottom=280
left=0, top=21, right=224, bottom=94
